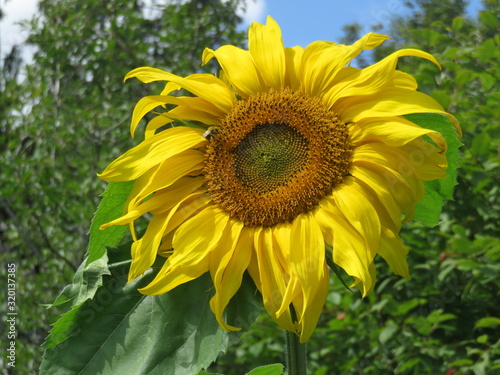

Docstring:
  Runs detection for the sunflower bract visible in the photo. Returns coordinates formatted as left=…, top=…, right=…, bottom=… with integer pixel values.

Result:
left=98, top=16, right=460, bottom=342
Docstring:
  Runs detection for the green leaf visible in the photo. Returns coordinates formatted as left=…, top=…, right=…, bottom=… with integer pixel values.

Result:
left=246, top=364, right=285, bottom=375
left=394, top=298, right=420, bottom=316
left=451, top=16, right=464, bottom=31
left=47, top=181, right=134, bottom=312
left=40, top=246, right=262, bottom=375
left=471, top=131, right=492, bottom=157
left=474, top=317, right=500, bottom=329
left=396, top=357, right=420, bottom=373
left=475, top=38, right=497, bottom=64
left=87, top=181, right=134, bottom=265
left=404, top=113, right=461, bottom=227
left=449, top=359, right=474, bottom=367
left=45, top=255, right=110, bottom=313
left=411, top=189, right=443, bottom=227
left=479, top=11, right=499, bottom=29
left=478, top=73, right=496, bottom=91
left=477, top=334, right=489, bottom=344
left=378, top=322, right=398, bottom=344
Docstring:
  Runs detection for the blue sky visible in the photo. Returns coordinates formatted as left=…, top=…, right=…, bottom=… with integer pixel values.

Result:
left=243, top=0, right=484, bottom=48
left=0, top=0, right=485, bottom=60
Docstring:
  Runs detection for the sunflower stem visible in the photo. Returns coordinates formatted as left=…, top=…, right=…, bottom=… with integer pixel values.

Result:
left=285, top=329, right=307, bottom=375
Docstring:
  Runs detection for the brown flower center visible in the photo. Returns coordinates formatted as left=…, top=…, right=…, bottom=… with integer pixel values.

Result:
left=203, top=88, right=350, bottom=227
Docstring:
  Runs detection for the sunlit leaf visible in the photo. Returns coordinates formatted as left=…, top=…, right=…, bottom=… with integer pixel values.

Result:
left=474, top=317, right=500, bottom=329
left=46, top=181, right=134, bottom=313
left=378, top=323, right=398, bottom=344
left=87, top=181, right=134, bottom=264
left=451, top=16, right=464, bottom=31
left=404, top=113, right=461, bottom=227
left=40, top=246, right=262, bottom=375
left=246, top=364, right=285, bottom=375
left=45, top=255, right=110, bottom=313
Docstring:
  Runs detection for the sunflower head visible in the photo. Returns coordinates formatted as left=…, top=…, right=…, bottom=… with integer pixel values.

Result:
left=98, top=16, right=460, bottom=342
left=204, top=87, right=351, bottom=227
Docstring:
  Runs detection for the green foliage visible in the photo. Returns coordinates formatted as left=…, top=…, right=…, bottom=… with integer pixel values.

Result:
left=40, top=248, right=262, bottom=375
left=46, top=181, right=133, bottom=313
left=0, top=0, right=245, bottom=373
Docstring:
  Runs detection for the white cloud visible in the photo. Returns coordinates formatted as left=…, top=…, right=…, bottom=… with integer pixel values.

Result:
left=1, top=0, right=39, bottom=57
left=239, top=0, right=266, bottom=25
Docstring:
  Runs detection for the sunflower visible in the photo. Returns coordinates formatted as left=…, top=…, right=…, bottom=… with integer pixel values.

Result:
left=98, top=16, right=460, bottom=342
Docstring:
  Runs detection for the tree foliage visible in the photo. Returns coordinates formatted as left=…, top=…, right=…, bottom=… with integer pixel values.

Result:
left=0, top=1, right=244, bottom=373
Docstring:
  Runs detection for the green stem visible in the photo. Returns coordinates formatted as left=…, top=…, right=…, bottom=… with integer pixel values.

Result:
left=285, top=329, right=307, bottom=375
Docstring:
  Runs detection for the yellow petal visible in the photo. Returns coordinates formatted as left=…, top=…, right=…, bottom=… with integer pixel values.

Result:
left=150, top=179, right=206, bottom=214
left=297, top=262, right=329, bottom=343
left=379, top=227, right=410, bottom=279
left=100, top=176, right=203, bottom=229
left=145, top=109, right=219, bottom=140
left=301, top=33, right=390, bottom=96
left=160, top=81, right=182, bottom=95
left=350, top=166, right=401, bottom=230
left=299, top=40, right=337, bottom=96
left=202, top=46, right=264, bottom=98
left=289, top=213, right=325, bottom=311
left=249, top=227, right=295, bottom=332
left=128, top=191, right=211, bottom=282
left=349, top=116, right=446, bottom=150
left=272, top=222, right=292, bottom=270
left=98, top=127, right=205, bottom=181
left=248, top=16, right=286, bottom=90
left=284, top=46, right=304, bottom=90
left=290, top=213, right=329, bottom=343
left=332, top=178, right=381, bottom=256
left=352, top=142, right=425, bottom=203
left=129, top=95, right=188, bottom=138
left=312, top=207, right=333, bottom=246
left=317, top=203, right=375, bottom=296
left=160, top=191, right=212, bottom=237
left=125, top=67, right=236, bottom=113
left=276, top=275, right=301, bottom=318
left=209, top=222, right=253, bottom=332
left=324, top=49, right=439, bottom=107
left=391, top=71, right=418, bottom=90
left=128, top=211, right=170, bottom=281
left=139, top=207, right=229, bottom=295
left=142, top=96, right=223, bottom=139
left=125, top=151, right=203, bottom=217
left=142, top=115, right=175, bottom=139
left=273, top=223, right=300, bottom=318
left=334, top=88, right=461, bottom=137
left=353, top=162, right=415, bottom=221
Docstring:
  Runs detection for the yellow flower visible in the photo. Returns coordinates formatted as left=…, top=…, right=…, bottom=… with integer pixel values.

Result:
left=98, top=16, right=460, bottom=342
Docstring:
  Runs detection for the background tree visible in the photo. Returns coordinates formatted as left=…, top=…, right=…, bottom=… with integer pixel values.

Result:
left=0, top=1, right=244, bottom=373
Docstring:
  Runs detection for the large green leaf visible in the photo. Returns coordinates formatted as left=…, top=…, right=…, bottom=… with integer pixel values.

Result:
left=45, top=254, right=110, bottom=313
left=86, top=180, right=134, bottom=264
left=404, top=113, right=461, bottom=227
left=46, top=181, right=134, bottom=312
left=40, top=246, right=262, bottom=375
